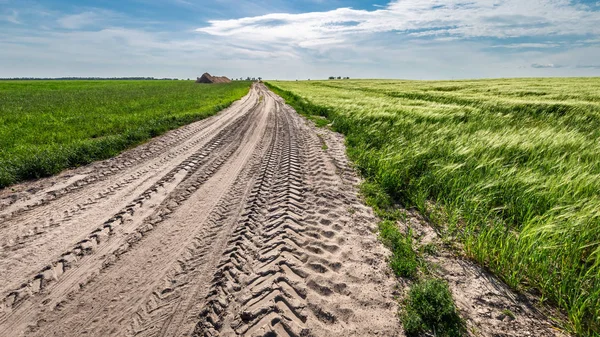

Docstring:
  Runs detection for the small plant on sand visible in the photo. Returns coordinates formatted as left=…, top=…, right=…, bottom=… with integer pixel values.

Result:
left=378, top=220, right=418, bottom=279
left=502, top=309, right=516, bottom=319
left=316, top=133, right=328, bottom=151
left=402, top=278, right=464, bottom=337
left=311, top=116, right=330, bottom=128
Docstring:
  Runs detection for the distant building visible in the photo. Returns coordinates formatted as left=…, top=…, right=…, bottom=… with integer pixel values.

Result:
left=196, top=73, right=231, bottom=84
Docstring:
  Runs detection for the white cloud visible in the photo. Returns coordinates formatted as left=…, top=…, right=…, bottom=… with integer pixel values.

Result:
left=576, top=64, right=600, bottom=69
left=492, top=43, right=561, bottom=49
left=58, top=12, right=99, bottom=29
left=2, top=10, right=20, bottom=24
left=196, top=0, right=600, bottom=51
left=2, top=24, right=600, bottom=80
left=56, top=10, right=125, bottom=29
left=531, top=63, right=563, bottom=68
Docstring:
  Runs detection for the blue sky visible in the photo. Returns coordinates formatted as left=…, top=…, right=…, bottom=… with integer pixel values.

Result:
left=1, top=0, right=600, bottom=79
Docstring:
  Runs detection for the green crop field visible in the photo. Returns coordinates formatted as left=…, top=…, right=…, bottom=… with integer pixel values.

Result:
left=267, top=78, right=600, bottom=335
left=0, top=80, right=251, bottom=188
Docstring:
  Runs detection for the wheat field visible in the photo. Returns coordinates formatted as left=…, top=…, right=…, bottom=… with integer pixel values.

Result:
left=268, top=78, right=600, bottom=335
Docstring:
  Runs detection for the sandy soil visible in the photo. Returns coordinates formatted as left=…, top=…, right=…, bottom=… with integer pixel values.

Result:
left=396, top=209, right=566, bottom=337
left=0, top=84, right=399, bottom=337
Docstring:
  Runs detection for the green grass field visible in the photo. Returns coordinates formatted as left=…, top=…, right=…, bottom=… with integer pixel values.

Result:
left=0, top=80, right=251, bottom=188
left=267, top=78, right=600, bottom=335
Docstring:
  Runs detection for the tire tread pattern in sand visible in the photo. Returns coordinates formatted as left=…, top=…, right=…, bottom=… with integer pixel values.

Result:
left=0, top=102, right=260, bottom=321
left=195, top=104, right=313, bottom=336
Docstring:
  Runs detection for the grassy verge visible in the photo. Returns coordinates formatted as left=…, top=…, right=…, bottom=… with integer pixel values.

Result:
left=267, top=82, right=464, bottom=336
left=378, top=220, right=418, bottom=279
left=0, top=80, right=251, bottom=188
left=267, top=78, right=600, bottom=335
left=362, top=180, right=465, bottom=336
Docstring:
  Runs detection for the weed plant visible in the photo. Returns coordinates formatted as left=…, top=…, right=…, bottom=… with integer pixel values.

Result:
left=378, top=220, right=418, bottom=278
left=402, top=278, right=464, bottom=337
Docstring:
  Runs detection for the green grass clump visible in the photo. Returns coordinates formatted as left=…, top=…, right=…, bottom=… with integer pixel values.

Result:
left=402, top=278, right=464, bottom=337
left=378, top=220, right=418, bottom=279
left=310, top=116, right=330, bottom=128
left=267, top=77, right=600, bottom=335
left=0, top=80, right=251, bottom=188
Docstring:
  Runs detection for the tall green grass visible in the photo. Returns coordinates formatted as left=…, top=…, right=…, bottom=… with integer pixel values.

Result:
left=0, top=80, right=251, bottom=188
left=267, top=78, right=600, bottom=335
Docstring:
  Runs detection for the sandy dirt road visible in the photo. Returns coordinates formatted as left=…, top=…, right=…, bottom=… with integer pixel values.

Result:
left=0, top=84, right=399, bottom=337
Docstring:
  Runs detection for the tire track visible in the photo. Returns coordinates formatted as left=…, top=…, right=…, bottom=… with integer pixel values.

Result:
left=194, top=92, right=401, bottom=337
left=0, top=89, right=259, bottom=218
left=0, top=90, right=261, bottom=298
left=129, top=97, right=279, bottom=337
left=0, top=91, right=258, bottom=244
left=130, top=148, right=263, bottom=337
left=0, top=91, right=263, bottom=332
left=194, top=98, right=316, bottom=337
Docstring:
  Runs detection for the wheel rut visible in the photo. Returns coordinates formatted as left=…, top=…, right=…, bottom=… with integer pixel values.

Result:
left=0, top=90, right=261, bottom=298
left=0, top=97, right=261, bottom=324
left=0, top=84, right=400, bottom=337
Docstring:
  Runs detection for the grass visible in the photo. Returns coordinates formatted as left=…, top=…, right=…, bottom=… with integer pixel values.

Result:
left=0, top=80, right=251, bottom=188
left=360, top=177, right=461, bottom=336
left=402, top=278, right=464, bottom=337
left=378, top=220, right=418, bottom=279
left=267, top=78, right=600, bottom=335
left=311, top=116, right=330, bottom=128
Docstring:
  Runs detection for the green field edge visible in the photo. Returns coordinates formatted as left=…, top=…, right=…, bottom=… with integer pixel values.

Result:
left=267, top=78, right=600, bottom=336
left=0, top=83, right=251, bottom=189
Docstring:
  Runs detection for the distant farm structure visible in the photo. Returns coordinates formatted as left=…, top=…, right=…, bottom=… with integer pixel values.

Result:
left=196, top=73, right=231, bottom=84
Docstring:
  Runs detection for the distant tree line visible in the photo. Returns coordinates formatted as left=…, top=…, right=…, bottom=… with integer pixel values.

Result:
left=328, top=76, right=350, bottom=80
left=0, top=77, right=183, bottom=80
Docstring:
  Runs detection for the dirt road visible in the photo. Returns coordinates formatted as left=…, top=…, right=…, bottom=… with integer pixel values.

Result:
left=0, top=84, right=399, bottom=336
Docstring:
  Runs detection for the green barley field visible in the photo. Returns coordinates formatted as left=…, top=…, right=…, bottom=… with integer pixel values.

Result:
left=267, top=78, right=600, bottom=335
left=0, top=80, right=251, bottom=188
